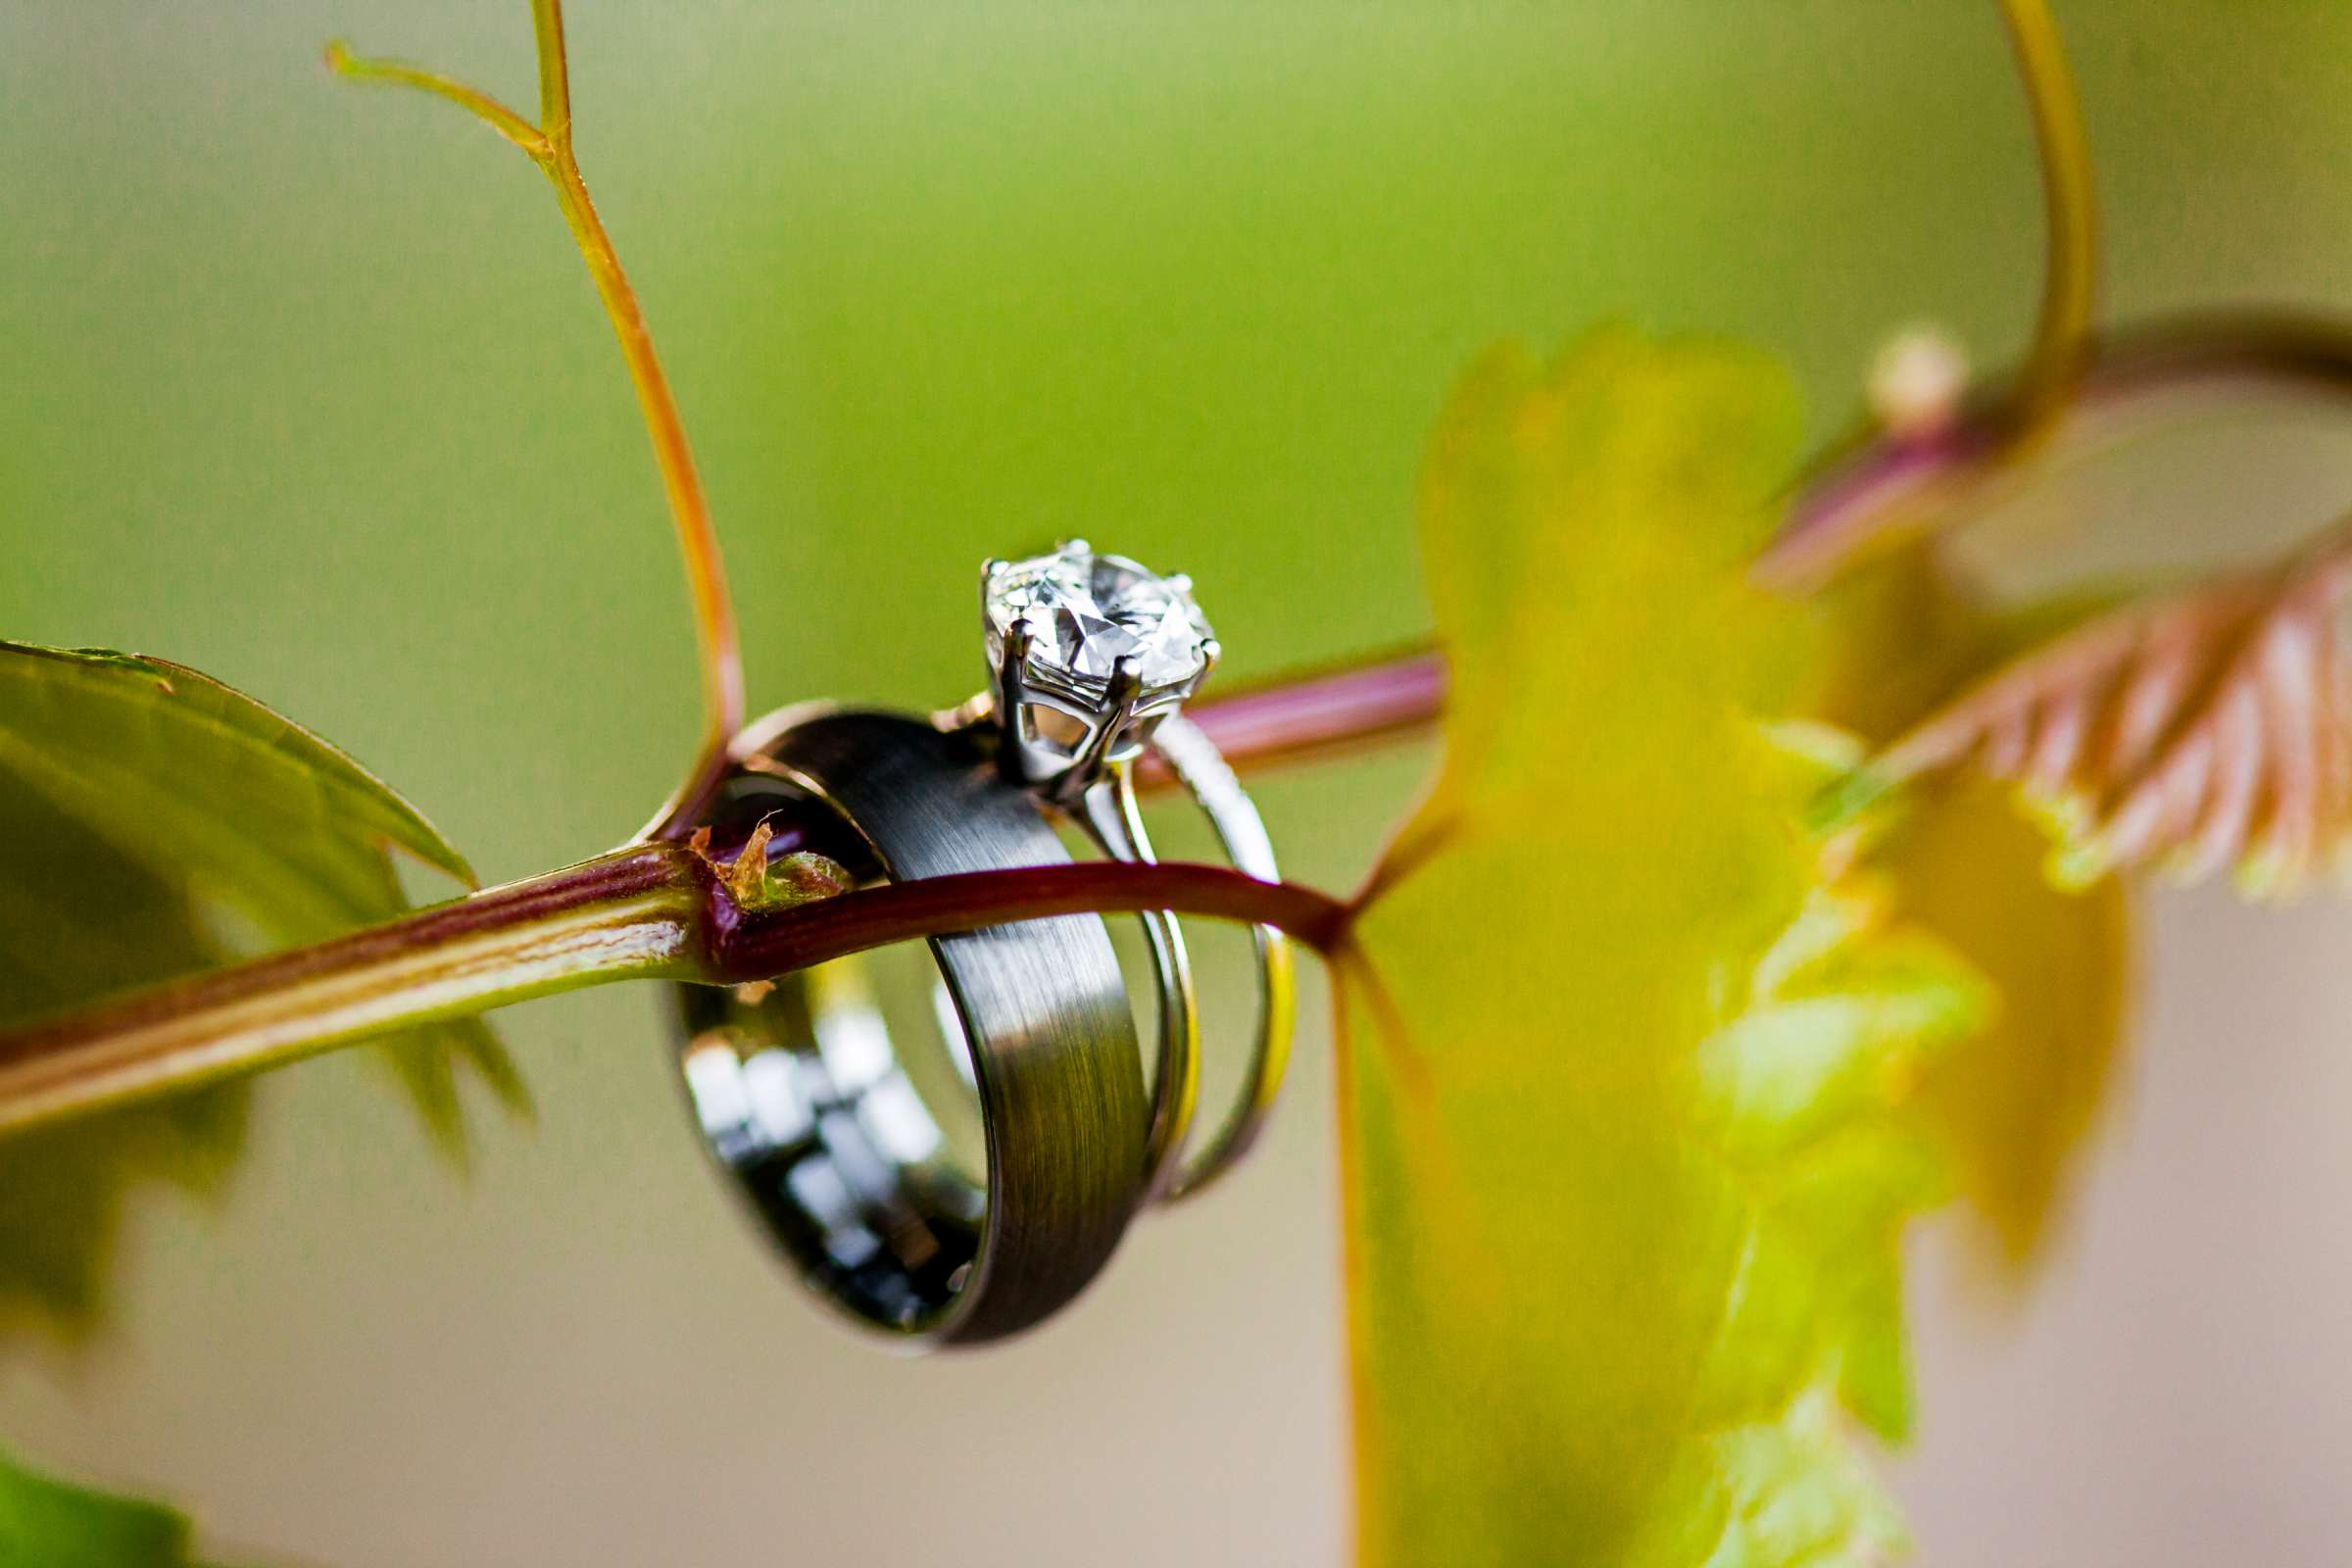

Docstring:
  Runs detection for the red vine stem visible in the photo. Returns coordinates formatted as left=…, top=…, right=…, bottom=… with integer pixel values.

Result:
left=0, top=852, right=1347, bottom=1137
left=1149, top=646, right=1447, bottom=788
left=0, top=847, right=710, bottom=1135
left=716, top=862, right=1353, bottom=981
left=1757, top=312, right=2352, bottom=591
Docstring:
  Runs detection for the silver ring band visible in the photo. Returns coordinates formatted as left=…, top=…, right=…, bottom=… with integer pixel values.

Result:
left=1145, top=712, right=1296, bottom=1200
left=1068, top=771, right=1200, bottom=1203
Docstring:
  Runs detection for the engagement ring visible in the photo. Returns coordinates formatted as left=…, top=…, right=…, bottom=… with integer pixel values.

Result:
left=973, top=543, right=1294, bottom=1204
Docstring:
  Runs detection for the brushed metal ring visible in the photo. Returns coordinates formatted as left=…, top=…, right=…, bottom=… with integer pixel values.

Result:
left=670, top=709, right=1148, bottom=1348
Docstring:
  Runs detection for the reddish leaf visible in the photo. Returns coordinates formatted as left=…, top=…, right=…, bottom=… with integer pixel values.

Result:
left=1880, top=527, right=2352, bottom=895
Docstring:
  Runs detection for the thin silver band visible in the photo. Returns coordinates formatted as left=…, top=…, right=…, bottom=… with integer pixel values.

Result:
left=1145, top=712, right=1296, bottom=1200
left=1071, top=771, right=1200, bottom=1204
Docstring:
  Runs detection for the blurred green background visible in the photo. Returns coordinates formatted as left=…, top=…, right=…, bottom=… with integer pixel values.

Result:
left=7, top=3, right=2352, bottom=1563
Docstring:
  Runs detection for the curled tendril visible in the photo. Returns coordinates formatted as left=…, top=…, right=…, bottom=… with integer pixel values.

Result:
left=328, top=3, right=745, bottom=841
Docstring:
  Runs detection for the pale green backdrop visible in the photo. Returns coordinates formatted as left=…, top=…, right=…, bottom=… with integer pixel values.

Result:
left=5, top=4, right=2352, bottom=1563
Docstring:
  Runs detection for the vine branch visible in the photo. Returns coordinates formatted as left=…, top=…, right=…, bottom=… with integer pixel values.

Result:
left=0, top=853, right=1348, bottom=1137
left=1755, top=0, right=2098, bottom=586
left=1758, top=311, right=2352, bottom=590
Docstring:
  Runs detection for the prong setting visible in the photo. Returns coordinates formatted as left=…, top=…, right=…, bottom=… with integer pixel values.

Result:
left=993, top=614, right=1039, bottom=783
left=1188, top=637, right=1222, bottom=699
left=980, top=544, right=1215, bottom=794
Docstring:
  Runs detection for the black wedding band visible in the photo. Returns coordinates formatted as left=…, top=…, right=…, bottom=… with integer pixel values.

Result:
left=670, top=709, right=1148, bottom=1347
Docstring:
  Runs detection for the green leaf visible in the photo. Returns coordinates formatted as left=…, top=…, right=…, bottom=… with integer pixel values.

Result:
left=0, top=766, right=251, bottom=1338
left=0, top=1444, right=211, bottom=1567
left=0, top=641, right=525, bottom=1333
left=0, top=643, right=475, bottom=890
left=1342, top=327, right=1985, bottom=1566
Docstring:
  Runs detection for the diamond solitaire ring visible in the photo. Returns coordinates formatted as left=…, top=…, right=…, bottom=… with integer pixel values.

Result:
left=968, top=542, right=1295, bottom=1203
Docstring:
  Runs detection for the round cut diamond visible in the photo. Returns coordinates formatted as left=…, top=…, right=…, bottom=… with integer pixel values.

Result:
left=985, top=546, right=1213, bottom=697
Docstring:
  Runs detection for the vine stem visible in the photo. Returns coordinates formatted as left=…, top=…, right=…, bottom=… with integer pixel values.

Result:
left=0, top=848, right=706, bottom=1136
left=1142, top=646, right=1446, bottom=788
left=1757, top=311, right=2352, bottom=589
left=0, top=851, right=1348, bottom=1137
left=1754, top=0, right=2096, bottom=588
left=1999, top=0, right=2097, bottom=432
left=328, top=1, right=744, bottom=840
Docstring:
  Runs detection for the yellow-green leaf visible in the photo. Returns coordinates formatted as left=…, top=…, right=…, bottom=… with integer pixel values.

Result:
left=0, top=641, right=525, bottom=1335
left=1882, top=775, right=2131, bottom=1267
left=1812, top=548, right=2134, bottom=1269
left=1342, top=327, right=1984, bottom=1566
